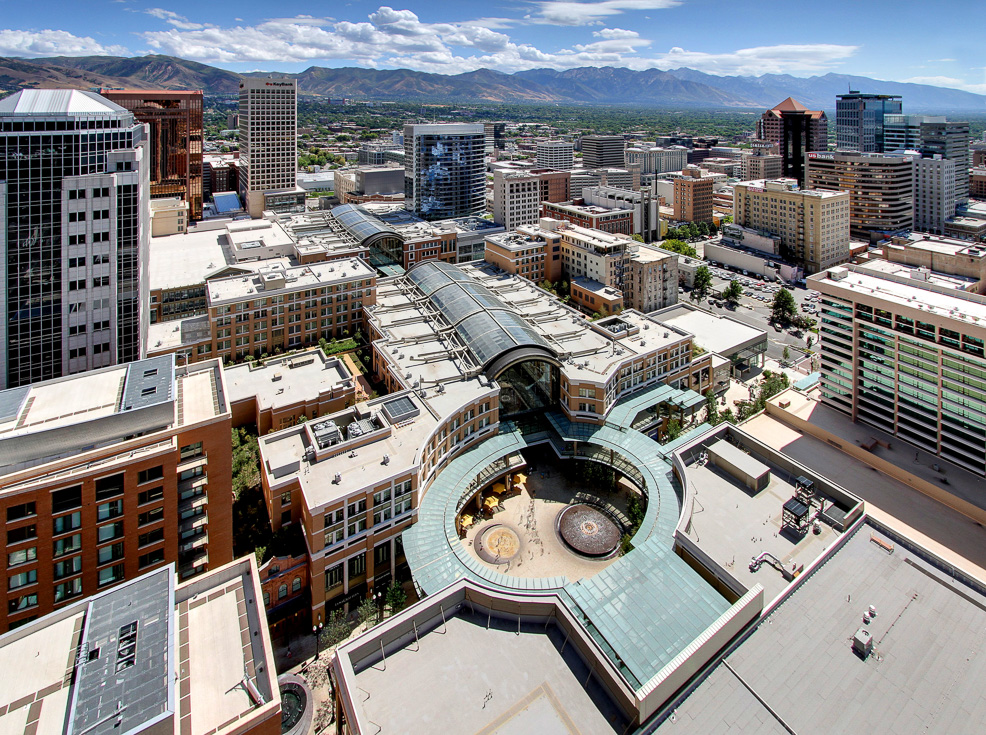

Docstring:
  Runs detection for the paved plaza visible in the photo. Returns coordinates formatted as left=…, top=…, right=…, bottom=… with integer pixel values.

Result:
left=461, top=449, right=641, bottom=582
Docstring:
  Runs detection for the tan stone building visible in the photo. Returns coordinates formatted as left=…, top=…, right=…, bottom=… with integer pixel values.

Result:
left=805, top=150, right=914, bottom=239
left=733, top=179, right=851, bottom=273
left=0, top=356, right=233, bottom=632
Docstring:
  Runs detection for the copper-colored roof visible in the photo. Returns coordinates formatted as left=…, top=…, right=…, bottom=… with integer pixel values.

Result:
left=771, top=97, right=809, bottom=112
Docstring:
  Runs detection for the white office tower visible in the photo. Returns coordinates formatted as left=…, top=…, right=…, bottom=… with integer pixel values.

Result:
left=913, top=155, right=956, bottom=235
left=238, top=77, right=300, bottom=218
left=537, top=140, right=574, bottom=170
left=0, top=90, right=150, bottom=389
left=404, top=124, right=485, bottom=220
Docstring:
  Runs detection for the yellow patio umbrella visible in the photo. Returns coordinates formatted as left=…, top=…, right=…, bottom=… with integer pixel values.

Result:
left=491, top=482, right=506, bottom=495
left=484, top=496, right=499, bottom=511
left=514, top=472, right=528, bottom=485
left=460, top=514, right=474, bottom=529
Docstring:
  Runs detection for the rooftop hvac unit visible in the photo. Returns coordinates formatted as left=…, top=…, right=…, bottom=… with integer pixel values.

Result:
left=852, top=627, right=873, bottom=659
left=382, top=454, right=390, bottom=465
left=333, top=473, right=342, bottom=484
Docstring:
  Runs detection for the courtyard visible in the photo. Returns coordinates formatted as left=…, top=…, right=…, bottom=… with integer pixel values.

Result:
left=459, top=446, right=645, bottom=582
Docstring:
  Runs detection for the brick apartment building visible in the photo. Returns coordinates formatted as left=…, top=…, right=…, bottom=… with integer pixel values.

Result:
left=0, top=355, right=233, bottom=632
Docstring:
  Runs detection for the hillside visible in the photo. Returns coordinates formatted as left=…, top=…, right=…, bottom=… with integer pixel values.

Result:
left=0, top=55, right=984, bottom=111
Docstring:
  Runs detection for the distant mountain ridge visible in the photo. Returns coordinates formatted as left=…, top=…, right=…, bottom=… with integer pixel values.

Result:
left=0, top=54, right=983, bottom=111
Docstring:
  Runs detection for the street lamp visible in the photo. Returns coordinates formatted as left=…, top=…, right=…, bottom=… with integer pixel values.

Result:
left=313, top=618, right=324, bottom=660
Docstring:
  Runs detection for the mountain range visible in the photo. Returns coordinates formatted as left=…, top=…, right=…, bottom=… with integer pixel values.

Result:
left=1, top=54, right=984, bottom=112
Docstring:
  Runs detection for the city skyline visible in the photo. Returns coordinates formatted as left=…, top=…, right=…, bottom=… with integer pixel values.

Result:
left=0, top=1, right=982, bottom=94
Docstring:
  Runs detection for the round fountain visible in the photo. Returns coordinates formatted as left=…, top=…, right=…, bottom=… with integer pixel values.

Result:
left=476, top=524, right=521, bottom=564
left=556, top=504, right=622, bottom=558
left=277, top=675, right=313, bottom=735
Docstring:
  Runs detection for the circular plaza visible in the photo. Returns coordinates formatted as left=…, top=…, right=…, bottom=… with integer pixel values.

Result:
left=457, top=447, right=644, bottom=583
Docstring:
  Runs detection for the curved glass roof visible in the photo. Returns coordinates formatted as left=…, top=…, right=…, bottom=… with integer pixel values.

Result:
left=406, top=261, right=555, bottom=369
left=332, top=204, right=401, bottom=246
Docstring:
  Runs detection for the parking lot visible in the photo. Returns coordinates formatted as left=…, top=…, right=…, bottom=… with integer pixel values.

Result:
left=681, top=265, right=821, bottom=364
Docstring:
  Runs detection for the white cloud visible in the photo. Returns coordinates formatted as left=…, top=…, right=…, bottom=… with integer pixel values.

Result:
left=132, top=7, right=856, bottom=78
left=902, top=75, right=986, bottom=95
left=526, top=0, right=681, bottom=27
left=654, top=44, right=858, bottom=76
left=0, top=29, right=129, bottom=57
left=145, top=8, right=206, bottom=31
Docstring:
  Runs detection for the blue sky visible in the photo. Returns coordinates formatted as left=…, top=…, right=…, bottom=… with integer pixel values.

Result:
left=0, top=0, right=983, bottom=92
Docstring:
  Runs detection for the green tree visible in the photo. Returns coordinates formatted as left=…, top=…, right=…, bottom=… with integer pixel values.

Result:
left=783, top=345, right=791, bottom=362
left=693, top=265, right=713, bottom=299
left=324, top=610, right=352, bottom=648
left=632, top=234, right=644, bottom=243
left=660, top=239, right=698, bottom=258
left=358, top=597, right=378, bottom=629
left=385, top=582, right=407, bottom=616
left=722, top=279, right=743, bottom=306
left=770, top=288, right=798, bottom=325
left=664, top=418, right=683, bottom=442
left=806, top=335, right=814, bottom=349
left=704, top=389, right=720, bottom=425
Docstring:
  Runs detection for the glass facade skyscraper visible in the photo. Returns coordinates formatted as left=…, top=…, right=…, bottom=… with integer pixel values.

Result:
left=0, top=90, right=149, bottom=388
left=404, top=124, right=485, bottom=221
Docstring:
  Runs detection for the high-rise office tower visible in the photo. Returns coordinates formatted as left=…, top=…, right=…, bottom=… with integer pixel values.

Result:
left=404, top=124, right=485, bottom=220
left=99, top=90, right=204, bottom=220
left=238, top=77, right=301, bottom=218
left=484, top=122, right=506, bottom=154
left=883, top=114, right=945, bottom=152
left=581, top=135, right=625, bottom=169
left=913, top=155, right=956, bottom=234
left=0, top=90, right=150, bottom=389
left=920, top=121, right=971, bottom=204
left=835, top=91, right=902, bottom=152
left=537, top=140, right=575, bottom=170
left=806, top=151, right=914, bottom=239
left=757, top=98, right=828, bottom=185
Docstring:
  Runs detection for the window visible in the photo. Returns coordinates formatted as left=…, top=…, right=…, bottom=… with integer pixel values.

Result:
left=263, top=591, right=271, bottom=606
left=97, top=500, right=123, bottom=522
left=139, top=528, right=164, bottom=547
left=280, top=491, right=292, bottom=507
left=98, top=564, right=124, bottom=587
left=6, top=502, right=36, bottom=522
left=281, top=510, right=291, bottom=525
left=8, top=593, right=37, bottom=614
left=278, top=583, right=287, bottom=599
left=374, top=542, right=391, bottom=568
left=292, top=577, right=301, bottom=593
left=325, top=564, right=343, bottom=589
left=51, top=485, right=82, bottom=513
left=180, top=442, right=203, bottom=461
left=139, top=549, right=165, bottom=569
left=138, top=486, right=164, bottom=505
left=138, top=466, right=164, bottom=485
left=98, top=543, right=124, bottom=565
left=347, top=499, right=366, bottom=516
left=98, top=522, right=124, bottom=543
left=7, top=525, right=36, bottom=544
left=348, top=553, right=366, bottom=579
left=9, top=569, right=37, bottom=590
left=54, top=534, right=82, bottom=558
left=54, top=578, right=83, bottom=603
left=139, top=507, right=164, bottom=526
left=347, top=518, right=367, bottom=537
left=95, top=474, right=124, bottom=501
left=54, top=556, right=82, bottom=580
left=8, top=547, right=36, bottom=567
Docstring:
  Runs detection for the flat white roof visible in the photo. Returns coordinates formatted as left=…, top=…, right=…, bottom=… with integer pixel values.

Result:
left=655, top=304, right=767, bottom=356
left=225, top=350, right=353, bottom=411
left=813, top=267, right=986, bottom=327
left=149, top=227, right=229, bottom=291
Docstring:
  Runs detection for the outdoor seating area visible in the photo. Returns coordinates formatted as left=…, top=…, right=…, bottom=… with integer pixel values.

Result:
left=456, top=448, right=644, bottom=582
